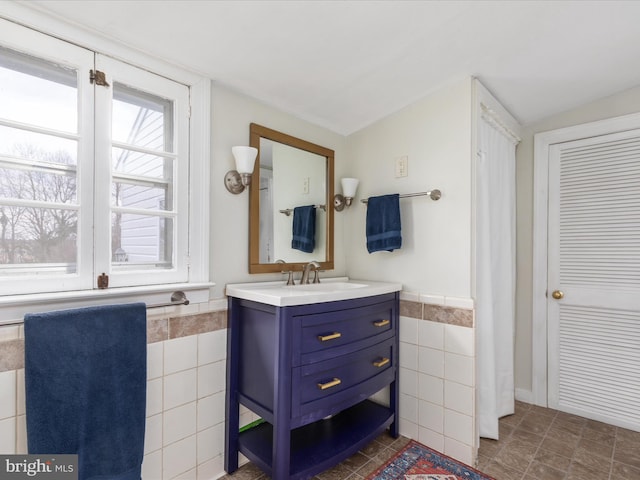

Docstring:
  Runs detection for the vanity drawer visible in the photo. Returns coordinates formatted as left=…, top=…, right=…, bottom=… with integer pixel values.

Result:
left=295, top=300, right=394, bottom=364
left=291, top=339, right=395, bottom=422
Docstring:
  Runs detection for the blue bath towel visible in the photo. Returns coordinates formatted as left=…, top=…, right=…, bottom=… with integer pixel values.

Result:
left=366, top=194, right=402, bottom=253
left=24, top=303, right=147, bottom=480
left=291, top=205, right=316, bottom=253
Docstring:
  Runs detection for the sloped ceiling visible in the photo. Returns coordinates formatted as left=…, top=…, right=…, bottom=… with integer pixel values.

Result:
left=20, top=0, right=640, bottom=135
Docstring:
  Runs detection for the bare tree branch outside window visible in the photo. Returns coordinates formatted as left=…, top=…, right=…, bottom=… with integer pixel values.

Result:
left=0, top=144, right=77, bottom=265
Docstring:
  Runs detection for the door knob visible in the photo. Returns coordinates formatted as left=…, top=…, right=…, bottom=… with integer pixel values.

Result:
left=551, top=290, right=564, bottom=300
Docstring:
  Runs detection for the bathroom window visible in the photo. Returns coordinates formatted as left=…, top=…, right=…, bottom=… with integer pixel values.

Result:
left=0, top=20, right=205, bottom=296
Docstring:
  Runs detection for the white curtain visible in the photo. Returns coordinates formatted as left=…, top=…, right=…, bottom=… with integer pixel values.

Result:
left=477, top=108, right=518, bottom=440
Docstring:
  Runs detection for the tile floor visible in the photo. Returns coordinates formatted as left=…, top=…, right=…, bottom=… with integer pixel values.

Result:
left=477, top=401, right=640, bottom=480
left=221, top=401, right=640, bottom=480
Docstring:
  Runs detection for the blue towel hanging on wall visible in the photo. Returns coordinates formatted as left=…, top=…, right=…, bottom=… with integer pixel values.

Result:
left=291, top=205, right=316, bottom=253
left=366, top=194, right=402, bottom=253
left=24, top=303, right=147, bottom=480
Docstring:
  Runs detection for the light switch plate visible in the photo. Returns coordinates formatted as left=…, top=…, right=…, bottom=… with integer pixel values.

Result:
left=395, top=155, right=408, bottom=178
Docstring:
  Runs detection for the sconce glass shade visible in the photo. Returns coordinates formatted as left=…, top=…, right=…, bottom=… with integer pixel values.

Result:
left=334, top=177, right=359, bottom=211
left=232, top=146, right=258, bottom=174
left=341, top=177, right=359, bottom=199
left=226, top=146, right=258, bottom=194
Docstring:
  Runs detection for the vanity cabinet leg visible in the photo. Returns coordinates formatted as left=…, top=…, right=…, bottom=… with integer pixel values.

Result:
left=224, top=299, right=241, bottom=473
left=224, top=394, right=239, bottom=473
left=271, top=312, right=292, bottom=479
left=389, top=296, right=400, bottom=438
left=389, top=378, right=399, bottom=438
left=271, top=421, right=291, bottom=480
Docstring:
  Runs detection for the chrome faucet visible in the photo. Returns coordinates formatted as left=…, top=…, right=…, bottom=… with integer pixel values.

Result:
left=300, top=260, right=321, bottom=284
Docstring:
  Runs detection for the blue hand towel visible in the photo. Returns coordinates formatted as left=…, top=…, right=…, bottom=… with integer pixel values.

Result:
left=25, top=303, right=147, bottom=480
left=291, top=205, right=316, bottom=253
left=366, top=194, right=402, bottom=253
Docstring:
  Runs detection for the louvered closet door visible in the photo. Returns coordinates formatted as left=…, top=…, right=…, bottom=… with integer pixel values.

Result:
left=547, top=129, right=640, bottom=431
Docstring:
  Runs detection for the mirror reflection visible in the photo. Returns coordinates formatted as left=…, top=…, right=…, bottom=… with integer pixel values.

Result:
left=249, top=124, right=334, bottom=274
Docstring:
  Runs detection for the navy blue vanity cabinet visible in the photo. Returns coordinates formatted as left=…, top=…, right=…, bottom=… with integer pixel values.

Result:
left=224, top=292, right=399, bottom=480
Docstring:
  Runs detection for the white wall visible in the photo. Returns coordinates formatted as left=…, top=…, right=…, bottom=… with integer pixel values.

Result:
left=344, top=78, right=473, bottom=298
left=514, top=84, right=640, bottom=397
left=209, top=85, right=348, bottom=298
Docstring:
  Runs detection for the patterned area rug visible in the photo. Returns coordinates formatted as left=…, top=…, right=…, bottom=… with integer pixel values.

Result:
left=366, top=440, right=495, bottom=480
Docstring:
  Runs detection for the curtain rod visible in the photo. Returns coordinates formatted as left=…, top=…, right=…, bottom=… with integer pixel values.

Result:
left=0, top=290, right=190, bottom=328
left=360, top=189, right=442, bottom=204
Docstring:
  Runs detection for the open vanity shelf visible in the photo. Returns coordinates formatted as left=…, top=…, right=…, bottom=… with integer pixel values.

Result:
left=224, top=290, right=400, bottom=480
left=239, top=400, right=393, bottom=478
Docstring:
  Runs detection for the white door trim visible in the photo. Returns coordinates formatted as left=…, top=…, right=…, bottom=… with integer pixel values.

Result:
left=532, top=111, right=640, bottom=406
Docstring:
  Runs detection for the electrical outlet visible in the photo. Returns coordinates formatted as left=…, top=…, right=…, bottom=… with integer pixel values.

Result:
left=395, top=156, right=408, bottom=178
left=303, top=176, right=310, bottom=194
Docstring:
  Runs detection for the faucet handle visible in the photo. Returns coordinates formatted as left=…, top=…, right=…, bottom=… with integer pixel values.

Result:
left=281, top=268, right=295, bottom=286
left=275, top=260, right=295, bottom=285
left=285, top=270, right=295, bottom=285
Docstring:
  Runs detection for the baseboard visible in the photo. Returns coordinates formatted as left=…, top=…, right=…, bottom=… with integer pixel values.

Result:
left=515, top=388, right=533, bottom=404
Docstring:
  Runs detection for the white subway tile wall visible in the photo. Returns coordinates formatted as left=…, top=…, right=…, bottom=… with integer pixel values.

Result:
left=0, top=371, right=16, bottom=420
left=1, top=305, right=237, bottom=480
left=0, top=298, right=475, bottom=478
left=0, top=417, right=15, bottom=454
left=143, top=325, right=232, bottom=479
left=398, top=308, right=476, bottom=467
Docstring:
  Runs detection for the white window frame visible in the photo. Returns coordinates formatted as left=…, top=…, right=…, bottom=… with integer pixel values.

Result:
left=0, top=19, right=95, bottom=294
left=94, top=54, right=191, bottom=288
left=0, top=12, right=210, bottom=319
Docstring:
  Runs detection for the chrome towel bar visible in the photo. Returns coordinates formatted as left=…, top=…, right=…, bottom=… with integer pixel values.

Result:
left=360, top=189, right=441, bottom=204
left=0, top=290, right=190, bottom=327
left=279, top=204, right=326, bottom=216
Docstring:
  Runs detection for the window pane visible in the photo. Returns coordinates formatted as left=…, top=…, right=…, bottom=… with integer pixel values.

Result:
left=0, top=125, right=77, bottom=164
left=0, top=206, right=77, bottom=269
left=0, top=167, right=76, bottom=204
left=0, top=46, right=77, bottom=133
left=111, top=213, right=172, bottom=268
left=112, top=148, right=172, bottom=179
left=110, top=83, right=176, bottom=274
left=112, top=182, right=171, bottom=211
left=112, top=83, right=173, bottom=152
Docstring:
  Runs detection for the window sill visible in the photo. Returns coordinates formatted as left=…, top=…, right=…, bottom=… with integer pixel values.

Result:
left=0, top=282, right=215, bottom=325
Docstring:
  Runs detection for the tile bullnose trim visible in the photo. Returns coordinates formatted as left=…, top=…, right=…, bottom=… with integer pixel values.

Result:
left=399, top=291, right=421, bottom=303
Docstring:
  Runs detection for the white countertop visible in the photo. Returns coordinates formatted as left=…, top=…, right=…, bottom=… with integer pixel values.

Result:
left=225, top=277, right=402, bottom=306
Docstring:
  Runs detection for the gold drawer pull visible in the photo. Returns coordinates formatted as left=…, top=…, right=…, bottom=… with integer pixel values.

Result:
left=317, top=378, right=342, bottom=390
left=373, top=357, right=390, bottom=368
left=317, top=332, right=342, bottom=342
left=373, top=319, right=390, bottom=327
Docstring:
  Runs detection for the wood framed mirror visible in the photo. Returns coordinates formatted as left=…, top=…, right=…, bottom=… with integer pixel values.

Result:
left=249, top=123, right=334, bottom=274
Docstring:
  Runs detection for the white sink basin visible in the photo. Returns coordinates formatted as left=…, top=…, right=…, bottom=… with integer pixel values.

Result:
left=225, top=277, right=401, bottom=306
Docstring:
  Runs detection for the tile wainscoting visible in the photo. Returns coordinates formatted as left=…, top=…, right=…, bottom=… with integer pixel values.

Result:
left=0, top=301, right=252, bottom=480
left=396, top=297, right=476, bottom=467
left=0, top=295, right=476, bottom=479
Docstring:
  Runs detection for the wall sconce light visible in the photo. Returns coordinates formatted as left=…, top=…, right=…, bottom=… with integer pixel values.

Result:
left=224, top=146, right=258, bottom=194
left=334, top=177, right=359, bottom=211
